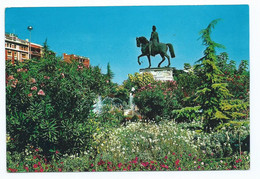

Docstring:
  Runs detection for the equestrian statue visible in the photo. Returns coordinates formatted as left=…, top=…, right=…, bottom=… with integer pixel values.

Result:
left=136, top=25, right=175, bottom=68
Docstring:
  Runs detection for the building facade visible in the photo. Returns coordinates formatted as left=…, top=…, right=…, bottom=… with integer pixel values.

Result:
left=5, top=33, right=42, bottom=64
left=63, top=53, right=90, bottom=67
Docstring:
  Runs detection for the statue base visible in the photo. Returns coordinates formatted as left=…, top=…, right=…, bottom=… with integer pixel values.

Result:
left=139, top=67, right=174, bottom=81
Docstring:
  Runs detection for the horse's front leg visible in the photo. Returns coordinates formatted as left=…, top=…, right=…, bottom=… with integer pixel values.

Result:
left=147, top=55, right=151, bottom=68
left=138, top=54, right=145, bottom=65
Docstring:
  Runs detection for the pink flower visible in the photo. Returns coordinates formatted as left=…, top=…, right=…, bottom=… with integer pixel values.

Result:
left=40, top=168, right=44, bottom=172
left=7, top=75, right=14, bottom=80
left=92, top=169, right=96, bottom=172
left=35, top=148, right=39, bottom=152
left=172, top=152, right=176, bottom=155
left=28, top=93, right=33, bottom=97
left=58, top=168, right=62, bottom=172
left=38, top=89, right=45, bottom=96
left=197, top=166, right=201, bottom=169
left=233, top=165, right=237, bottom=169
left=55, top=150, right=59, bottom=154
left=91, top=163, right=94, bottom=167
left=30, top=78, right=36, bottom=83
left=178, top=167, right=181, bottom=171
left=17, top=68, right=23, bottom=72
left=188, top=153, right=192, bottom=157
left=31, top=86, right=37, bottom=91
left=164, top=156, right=168, bottom=160
left=38, top=162, right=41, bottom=166
left=33, top=156, right=37, bottom=159
left=33, top=164, right=38, bottom=168
left=123, top=168, right=127, bottom=171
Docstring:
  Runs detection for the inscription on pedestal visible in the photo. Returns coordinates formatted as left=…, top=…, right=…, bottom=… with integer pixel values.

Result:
left=139, top=67, right=174, bottom=81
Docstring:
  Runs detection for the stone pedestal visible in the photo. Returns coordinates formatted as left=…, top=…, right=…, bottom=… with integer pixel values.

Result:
left=139, top=67, right=174, bottom=81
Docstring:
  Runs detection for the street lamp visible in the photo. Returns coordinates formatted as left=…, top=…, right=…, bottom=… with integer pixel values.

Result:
left=27, top=26, right=33, bottom=59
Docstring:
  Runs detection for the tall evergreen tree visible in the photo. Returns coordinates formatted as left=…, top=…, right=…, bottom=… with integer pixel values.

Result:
left=106, top=62, right=114, bottom=82
left=195, top=19, right=233, bottom=131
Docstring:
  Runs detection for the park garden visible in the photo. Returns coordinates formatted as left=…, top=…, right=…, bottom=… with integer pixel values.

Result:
left=6, top=20, right=250, bottom=172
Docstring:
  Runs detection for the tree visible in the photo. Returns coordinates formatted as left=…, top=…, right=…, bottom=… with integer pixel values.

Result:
left=106, top=63, right=114, bottom=82
left=195, top=19, right=234, bottom=131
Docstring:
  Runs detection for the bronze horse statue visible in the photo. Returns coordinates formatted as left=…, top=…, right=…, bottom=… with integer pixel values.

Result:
left=136, top=36, right=175, bottom=68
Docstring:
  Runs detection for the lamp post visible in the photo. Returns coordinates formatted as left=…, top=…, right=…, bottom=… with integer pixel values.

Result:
left=27, top=26, right=33, bottom=59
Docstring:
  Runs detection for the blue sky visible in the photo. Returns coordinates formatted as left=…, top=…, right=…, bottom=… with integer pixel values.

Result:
left=5, top=5, right=249, bottom=84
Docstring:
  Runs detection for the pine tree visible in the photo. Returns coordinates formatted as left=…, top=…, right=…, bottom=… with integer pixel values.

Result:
left=195, top=19, right=233, bottom=131
left=106, top=62, right=114, bottom=82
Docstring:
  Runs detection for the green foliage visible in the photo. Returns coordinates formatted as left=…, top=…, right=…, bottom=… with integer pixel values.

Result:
left=134, top=81, right=179, bottom=121
left=174, top=64, right=201, bottom=107
left=172, top=106, right=201, bottom=123
left=6, top=55, right=110, bottom=155
left=128, top=72, right=155, bottom=90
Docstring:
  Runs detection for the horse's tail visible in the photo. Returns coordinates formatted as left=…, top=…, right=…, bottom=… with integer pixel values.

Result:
left=167, top=43, right=175, bottom=58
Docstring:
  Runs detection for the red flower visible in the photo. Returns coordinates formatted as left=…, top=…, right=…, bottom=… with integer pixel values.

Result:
left=150, top=161, right=154, bottom=164
left=142, top=162, right=149, bottom=167
left=197, top=166, right=201, bottom=169
left=164, top=156, right=168, bottom=160
left=90, top=163, right=94, bottom=167
left=172, top=152, right=176, bottom=155
left=55, top=150, right=59, bottom=154
left=33, top=164, right=38, bottom=168
left=92, top=169, right=96, bottom=172
left=117, top=163, right=122, bottom=168
left=123, top=168, right=127, bottom=171
left=38, top=162, right=41, bottom=166
left=31, top=86, right=37, bottom=91
left=188, top=153, right=192, bottom=157
left=25, top=166, right=29, bottom=172
left=38, top=89, right=45, bottom=96
left=33, top=156, right=37, bottom=159
left=35, top=148, right=39, bottom=152
left=235, top=160, right=239, bottom=163
left=40, top=168, right=44, bottom=172
left=58, top=168, right=62, bottom=172
left=178, top=167, right=181, bottom=171
left=233, top=165, right=237, bottom=169
left=175, top=159, right=180, bottom=166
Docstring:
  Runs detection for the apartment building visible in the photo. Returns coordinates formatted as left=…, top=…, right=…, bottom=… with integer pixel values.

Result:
left=63, top=53, right=90, bottom=67
left=5, top=33, right=42, bottom=64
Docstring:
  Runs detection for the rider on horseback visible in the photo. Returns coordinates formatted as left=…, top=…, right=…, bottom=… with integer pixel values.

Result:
left=149, top=25, right=159, bottom=56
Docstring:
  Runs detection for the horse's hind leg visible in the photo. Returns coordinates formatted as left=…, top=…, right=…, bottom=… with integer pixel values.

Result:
left=158, top=54, right=165, bottom=68
left=165, top=54, right=171, bottom=67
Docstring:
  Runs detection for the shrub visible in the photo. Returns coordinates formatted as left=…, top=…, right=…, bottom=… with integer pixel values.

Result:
left=134, top=80, right=179, bottom=121
left=6, top=56, right=110, bottom=155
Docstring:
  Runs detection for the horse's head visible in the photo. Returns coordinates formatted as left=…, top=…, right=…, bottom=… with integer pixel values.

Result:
left=136, top=37, right=141, bottom=47
left=136, top=36, right=149, bottom=47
